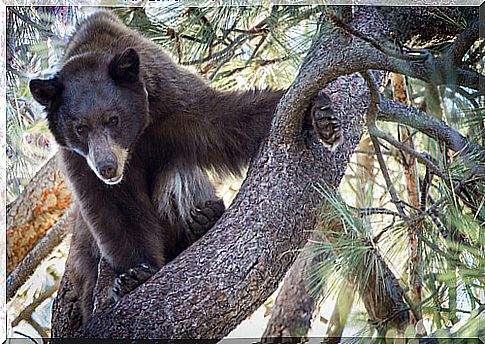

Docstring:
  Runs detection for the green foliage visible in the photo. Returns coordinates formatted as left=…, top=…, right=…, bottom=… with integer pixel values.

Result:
left=6, top=6, right=79, bottom=203
left=311, top=76, right=484, bottom=338
left=113, top=4, right=327, bottom=90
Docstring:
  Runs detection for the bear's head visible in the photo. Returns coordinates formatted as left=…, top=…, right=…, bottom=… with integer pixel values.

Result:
left=30, top=48, right=149, bottom=185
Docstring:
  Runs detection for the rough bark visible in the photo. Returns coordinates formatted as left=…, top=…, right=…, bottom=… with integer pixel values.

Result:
left=260, top=69, right=373, bottom=341
left=377, top=6, right=478, bottom=47
left=260, top=238, right=323, bottom=341
left=7, top=156, right=71, bottom=275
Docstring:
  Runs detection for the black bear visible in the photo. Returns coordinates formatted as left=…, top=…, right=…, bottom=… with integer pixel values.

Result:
left=29, top=11, right=336, bottom=323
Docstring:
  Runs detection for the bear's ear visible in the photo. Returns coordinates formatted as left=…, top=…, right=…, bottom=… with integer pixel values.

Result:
left=29, top=78, right=63, bottom=107
left=109, top=48, right=140, bottom=83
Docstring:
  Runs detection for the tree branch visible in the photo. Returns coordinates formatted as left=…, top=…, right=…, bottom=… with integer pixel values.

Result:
left=377, top=98, right=483, bottom=156
left=7, top=156, right=71, bottom=275
left=7, top=209, right=71, bottom=301
left=261, top=238, right=323, bottom=341
left=328, top=10, right=483, bottom=91
left=445, top=20, right=479, bottom=66
left=12, top=281, right=60, bottom=328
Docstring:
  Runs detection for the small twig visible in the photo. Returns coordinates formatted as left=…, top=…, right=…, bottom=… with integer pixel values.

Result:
left=222, top=56, right=291, bottom=79
left=27, top=318, right=49, bottom=339
left=371, top=136, right=408, bottom=216
left=373, top=129, right=449, bottom=183
left=351, top=206, right=408, bottom=219
left=411, top=179, right=465, bottom=225
left=373, top=216, right=397, bottom=244
left=436, top=307, right=472, bottom=314
left=165, top=27, right=205, bottom=44
left=361, top=71, right=408, bottom=218
left=182, top=34, right=247, bottom=65
left=182, top=11, right=275, bottom=66
left=208, top=51, right=241, bottom=80
left=228, top=27, right=269, bottom=35
left=247, top=34, right=268, bottom=64
left=10, top=7, right=56, bottom=37
left=12, top=282, right=61, bottom=327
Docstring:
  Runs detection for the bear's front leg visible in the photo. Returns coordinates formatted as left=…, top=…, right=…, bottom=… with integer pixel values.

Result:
left=71, top=179, right=166, bottom=302
left=111, top=263, right=158, bottom=301
left=112, top=199, right=226, bottom=300
left=309, top=91, right=343, bottom=151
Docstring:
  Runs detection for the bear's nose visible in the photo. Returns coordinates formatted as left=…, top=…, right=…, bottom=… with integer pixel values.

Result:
left=97, top=160, right=117, bottom=179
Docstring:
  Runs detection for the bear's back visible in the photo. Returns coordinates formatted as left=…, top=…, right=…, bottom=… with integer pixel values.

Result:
left=62, top=11, right=210, bottom=101
left=64, top=12, right=147, bottom=61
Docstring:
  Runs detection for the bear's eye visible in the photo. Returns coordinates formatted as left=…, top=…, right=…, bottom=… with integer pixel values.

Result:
left=75, top=125, right=88, bottom=136
left=108, top=116, right=119, bottom=126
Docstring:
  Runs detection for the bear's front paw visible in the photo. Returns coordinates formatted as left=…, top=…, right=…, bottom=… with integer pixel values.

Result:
left=187, top=199, right=225, bottom=238
left=111, top=263, right=157, bottom=302
left=310, top=91, right=343, bottom=151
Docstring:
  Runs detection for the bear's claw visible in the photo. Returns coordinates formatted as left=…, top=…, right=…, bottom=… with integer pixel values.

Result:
left=111, top=263, right=157, bottom=301
left=187, top=199, right=225, bottom=238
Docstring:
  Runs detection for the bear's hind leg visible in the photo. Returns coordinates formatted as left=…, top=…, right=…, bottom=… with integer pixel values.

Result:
left=187, top=199, right=225, bottom=238
left=69, top=208, right=101, bottom=323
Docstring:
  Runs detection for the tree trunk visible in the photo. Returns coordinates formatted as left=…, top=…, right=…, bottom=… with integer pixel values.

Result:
left=260, top=69, right=372, bottom=341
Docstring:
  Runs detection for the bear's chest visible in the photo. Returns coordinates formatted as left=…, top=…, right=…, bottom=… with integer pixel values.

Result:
left=150, top=166, right=215, bottom=225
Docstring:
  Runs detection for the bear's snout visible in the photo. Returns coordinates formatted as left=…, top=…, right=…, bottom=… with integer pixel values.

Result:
left=97, top=159, right=117, bottom=179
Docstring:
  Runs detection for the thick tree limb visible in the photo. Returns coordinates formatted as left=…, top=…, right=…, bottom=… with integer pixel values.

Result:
left=261, top=66, right=379, bottom=341
left=329, top=10, right=482, bottom=91
left=261, top=237, right=324, bottom=341
left=376, top=7, right=478, bottom=47
left=7, top=209, right=71, bottom=301
left=7, top=156, right=71, bottom=275
left=377, top=98, right=483, bottom=155
left=445, top=20, right=479, bottom=66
